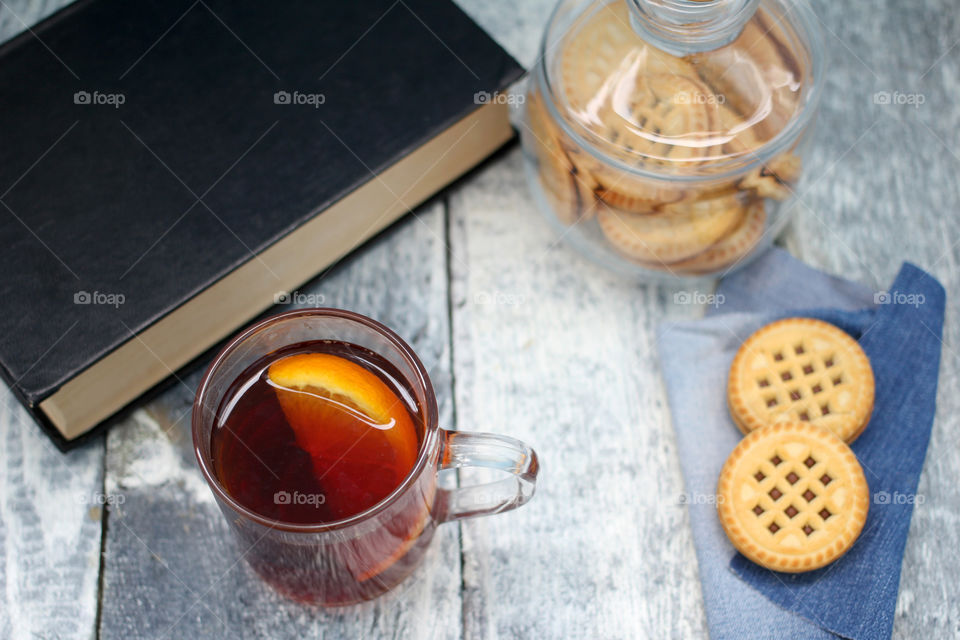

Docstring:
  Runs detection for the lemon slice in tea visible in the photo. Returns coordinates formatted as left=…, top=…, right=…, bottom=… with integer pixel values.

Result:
left=267, top=353, right=419, bottom=519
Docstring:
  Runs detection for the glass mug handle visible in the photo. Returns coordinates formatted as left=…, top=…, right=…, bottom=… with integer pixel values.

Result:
left=436, top=429, right=539, bottom=522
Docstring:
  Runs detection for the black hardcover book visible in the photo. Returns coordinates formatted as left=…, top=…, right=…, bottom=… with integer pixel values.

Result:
left=0, top=0, right=522, bottom=447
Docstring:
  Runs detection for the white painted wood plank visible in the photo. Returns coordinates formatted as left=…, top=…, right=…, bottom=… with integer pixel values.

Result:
left=453, top=0, right=557, bottom=69
left=0, top=2, right=104, bottom=640
left=449, top=148, right=708, bottom=640
left=0, top=0, right=66, bottom=39
left=99, top=202, right=464, bottom=639
left=0, top=389, right=103, bottom=640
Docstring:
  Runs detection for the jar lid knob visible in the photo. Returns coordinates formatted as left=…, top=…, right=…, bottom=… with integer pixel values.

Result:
left=627, top=0, right=760, bottom=55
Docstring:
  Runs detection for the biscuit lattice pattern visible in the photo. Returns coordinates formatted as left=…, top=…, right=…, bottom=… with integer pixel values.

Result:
left=748, top=444, right=845, bottom=543
left=608, top=75, right=713, bottom=163
left=753, top=338, right=848, bottom=422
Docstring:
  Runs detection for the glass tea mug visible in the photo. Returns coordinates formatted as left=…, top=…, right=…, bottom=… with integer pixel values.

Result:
left=193, top=309, right=540, bottom=606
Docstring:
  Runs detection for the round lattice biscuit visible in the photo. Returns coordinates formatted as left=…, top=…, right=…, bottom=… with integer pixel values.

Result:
left=717, top=422, right=869, bottom=573
left=526, top=90, right=598, bottom=225
left=678, top=180, right=743, bottom=205
left=560, top=2, right=697, bottom=111
left=741, top=153, right=803, bottom=201
left=595, top=74, right=717, bottom=164
left=667, top=198, right=766, bottom=274
left=566, top=144, right=601, bottom=222
left=714, top=102, right=765, bottom=157
left=597, top=194, right=745, bottom=264
left=659, top=189, right=745, bottom=218
left=594, top=179, right=686, bottom=212
left=728, top=318, right=874, bottom=443
left=593, top=172, right=689, bottom=210
left=736, top=14, right=802, bottom=135
left=689, top=15, right=801, bottom=141
left=586, top=73, right=720, bottom=206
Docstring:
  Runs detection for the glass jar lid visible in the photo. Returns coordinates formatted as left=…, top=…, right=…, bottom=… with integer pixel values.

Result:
left=542, top=0, right=823, bottom=178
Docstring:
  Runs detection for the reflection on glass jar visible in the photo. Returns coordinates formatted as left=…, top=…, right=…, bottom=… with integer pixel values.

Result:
left=520, top=0, right=824, bottom=279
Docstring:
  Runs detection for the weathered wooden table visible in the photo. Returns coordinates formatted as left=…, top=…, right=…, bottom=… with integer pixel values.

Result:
left=2, top=1, right=958, bottom=638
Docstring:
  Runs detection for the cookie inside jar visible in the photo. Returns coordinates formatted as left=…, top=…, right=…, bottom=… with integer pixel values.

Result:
left=520, top=0, right=823, bottom=279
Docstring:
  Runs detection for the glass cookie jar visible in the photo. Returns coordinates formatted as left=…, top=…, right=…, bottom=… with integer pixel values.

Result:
left=520, top=0, right=824, bottom=279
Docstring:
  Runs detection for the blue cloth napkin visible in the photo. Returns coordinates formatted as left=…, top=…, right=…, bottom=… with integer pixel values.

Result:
left=657, top=248, right=945, bottom=640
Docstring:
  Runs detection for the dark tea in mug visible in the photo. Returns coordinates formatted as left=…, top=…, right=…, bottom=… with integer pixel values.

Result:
left=210, top=339, right=434, bottom=604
